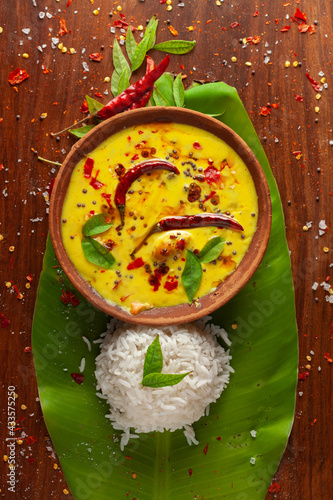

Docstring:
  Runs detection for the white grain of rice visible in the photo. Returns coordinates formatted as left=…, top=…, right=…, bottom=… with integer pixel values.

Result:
left=95, top=319, right=233, bottom=450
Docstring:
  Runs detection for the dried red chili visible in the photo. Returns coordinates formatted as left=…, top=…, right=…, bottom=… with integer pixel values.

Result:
left=115, top=159, right=179, bottom=225
left=203, top=443, right=209, bottom=455
left=298, top=371, right=309, bottom=380
left=59, top=18, right=68, bottom=36
left=295, top=94, right=303, bottom=102
left=60, top=290, right=80, bottom=306
left=127, top=257, right=145, bottom=270
left=193, top=141, right=202, bottom=150
left=71, top=373, right=84, bottom=384
left=164, top=280, right=178, bottom=291
left=268, top=482, right=281, bottom=493
left=202, top=191, right=217, bottom=204
left=260, top=106, right=271, bottom=116
left=204, top=166, right=220, bottom=185
left=67, top=0, right=73, bottom=6
left=101, top=193, right=112, bottom=208
left=324, top=352, right=333, bottom=363
left=0, top=313, right=10, bottom=329
left=305, top=73, right=321, bottom=92
left=97, top=55, right=170, bottom=120
left=90, top=170, right=104, bottom=190
left=292, top=7, right=307, bottom=24
left=8, top=68, right=29, bottom=86
left=83, top=157, right=94, bottom=178
left=80, top=100, right=89, bottom=114
left=281, top=25, right=291, bottom=32
left=27, top=436, right=37, bottom=445
left=89, top=53, right=103, bottom=62
left=230, top=22, right=240, bottom=28
left=132, top=214, right=244, bottom=256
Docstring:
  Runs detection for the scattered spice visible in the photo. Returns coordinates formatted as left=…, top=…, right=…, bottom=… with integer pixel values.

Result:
left=8, top=68, right=29, bottom=86
left=70, top=373, right=84, bottom=384
left=59, top=18, right=68, bottom=37
left=268, top=482, right=281, bottom=493
left=89, top=53, right=103, bottom=62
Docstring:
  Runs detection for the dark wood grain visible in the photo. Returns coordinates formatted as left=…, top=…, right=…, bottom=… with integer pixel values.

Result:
left=0, top=1, right=332, bottom=498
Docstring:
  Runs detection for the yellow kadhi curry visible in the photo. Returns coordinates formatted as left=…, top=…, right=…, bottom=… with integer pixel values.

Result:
left=61, top=121, right=258, bottom=314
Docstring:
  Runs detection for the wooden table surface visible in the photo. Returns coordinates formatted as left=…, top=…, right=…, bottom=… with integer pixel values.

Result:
left=1, top=1, right=332, bottom=498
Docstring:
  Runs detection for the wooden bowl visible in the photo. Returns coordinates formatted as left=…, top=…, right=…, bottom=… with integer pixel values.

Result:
left=49, top=107, right=271, bottom=326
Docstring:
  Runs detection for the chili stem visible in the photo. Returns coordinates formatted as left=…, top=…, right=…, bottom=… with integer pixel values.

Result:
left=37, top=156, right=62, bottom=167
left=50, top=114, right=95, bottom=137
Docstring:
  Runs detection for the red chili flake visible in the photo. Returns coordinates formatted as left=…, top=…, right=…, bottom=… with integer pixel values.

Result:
left=127, top=257, right=145, bottom=270
left=216, top=436, right=221, bottom=441
left=203, top=443, right=209, bottom=455
left=305, top=73, right=321, bottom=92
left=308, top=25, right=316, bottom=35
left=202, top=191, right=217, bottom=203
left=0, top=313, right=10, bottom=329
left=59, top=18, right=68, bottom=37
left=27, top=436, right=37, bottom=445
left=268, top=482, right=281, bottom=493
left=24, top=346, right=32, bottom=353
left=280, top=25, right=291, bottom=32
left=112, top=280, right=122, bottom=289
left=299, top=23, right=310, bottom=33
left=10, top=257, right=14, bottom=270
left=80, top=100, right=89, bottom=113
left=95, top=92, right=103, bottom=98
left=13, top=285, right=22, bottom=298
left=188, top=469, right=193, bottom=476
left=247, top=35, right=261, bottom=44
left=324, top=353, right=333, bottom=363
left=26, top=274, right=33, bottom=283
left=131, top=153, right=139, bottom=161
left=271, top=103, right=279, bottom=109
left=295, top=94, right=303, bottom=102
left=90, top=170, right=104, bottom=190
left=298, top=371, right=309, bottom=380
left=138, top=130, right=144, bottom=135
left=113, top=19, right=129, bottom=28
left=83, top=157, right=94, bottom=178
left=293, top=7, right=307, bottom=23
left=8, top=68, right=29, bottom=86
left=67, top=0, right=73, bottom=6
left=71, top=373, right=84, bottom=384
left=292, top=151, right=302, bottom=156
left=27, top=457, right=35, bottom=464
left=193, top=141, right=202, bottom=150
left=60, top=290, right=80, bottom=307
left=204, top=166, right=220, bottom=185
left=120, top=295, right=131, bottom=302
left=101, top=193, right=112, bottom=208
left=159, top=0, right=167, bottom=3
left=176, top=239, right=186, bottom=251
left=260, top=106, right=271, bottom=116
left=230, top=22, right=240, bottom=28
left=89, top=53, right=103, bottom=62
left=253, top=11, right=259, bottom=16
left=164, top=280, right=178, bottom=291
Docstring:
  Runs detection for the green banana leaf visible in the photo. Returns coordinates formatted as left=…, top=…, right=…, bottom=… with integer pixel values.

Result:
left=32, top=82, right=298, bottom=500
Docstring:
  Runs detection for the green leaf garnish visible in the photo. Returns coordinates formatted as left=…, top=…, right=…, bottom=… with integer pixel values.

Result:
left=181, top=250, right=203, bottom=303
left=173, top=73, right=185, bottom=107
left=113, top=38, right=131, bottom=77
left=82, top=213, right=113, bottom=237
left=142, top=372, right=191, bottom=388
left=153, top=40, right=196, bottom=54
left=198, top=237, right=225, bottom=263
left=85, top=95, right=104, bottom=114
left=143, top=335, right=163, bottom=378
left=125, top=28, right=137, bottom=64
left=131, top=20, right=158, bottom=71
left=155, top=72, right=175, bottom=106
left=111, top=70, right=121, bottom=97
left=117, top=66, right=131, bottom=95
left=81, top=237, right=115, bottom=269
left=152, top=87, right=170, bottom=107
left=69, top=125, right=95, bottom=138
left=145, top=16, right=156, bottom=32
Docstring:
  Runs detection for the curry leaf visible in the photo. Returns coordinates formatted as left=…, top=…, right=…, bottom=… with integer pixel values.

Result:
left=111, top=70, right=121, bottom=97
left=145, top=16, right=156, bottom=32
left=131, top=20, right=158, bottom=71
left=173, top=73, right=185, bottom=107
left=198, top=237, right=225, bottom=264
left=117, top=66, right=131, bottom=95
left=81, top=237, right=115, bottom=269
left=69, top=125, right=95, bottom=138
left=125, top=28, right=137, bottom=64
left=82, top=214, right=113, bottom=237
left=153, top=40, right=196, bottom=54
left=113, top=38, right=131, bottom=76
left=182, top=250, right=203, bottom=303
left=155, top=72, right=175, bottom=106
left=152, top=87, right=170, bottom=107
left=142, top=372, right=191, bottom=388
left=86, top=95, right=104, bottom=114
left=143, top=335, right=163, bottom=378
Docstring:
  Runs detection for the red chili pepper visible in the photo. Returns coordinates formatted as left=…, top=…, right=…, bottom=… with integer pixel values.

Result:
left=293, top=7, right=307, bottom=24
left=97, top=54, right=170, bottom=120
left=101, top=193, right=112, bottom=208
left=281, top=25, right=291, bottom=32
left=294, top=94, right=303, bottom=102
left=80, top=99, right=89, bottom=114
left=131, top=213, right=244, bottom=256
left=193, top=141, right=202, bottom=150
left=83, top=157, right=94, bottom=178
left=115, top=159, right=179, bottom=225
left=8, top=68, right=29, bottom=86
left=202, top=191, right=217, bottom=203
left=90, top=170, right=104, bottom=190
left=59, top=18, right=68, bottom=36
left=230, top=22, right=240, bottom=28
left=127, top=257, right=145, bottom=270
left=89, top=53, right=103, bottom=62
left=305, top=73, right=321, bottom=92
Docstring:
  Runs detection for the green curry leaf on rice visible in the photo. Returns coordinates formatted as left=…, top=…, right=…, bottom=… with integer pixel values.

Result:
left=142, top=335, right=163, bottom=378
left=82, top=213, right=113, bottom=237
left=81, top=237, right=115, bottom=269
left=142, top=371, right=191, bottom=388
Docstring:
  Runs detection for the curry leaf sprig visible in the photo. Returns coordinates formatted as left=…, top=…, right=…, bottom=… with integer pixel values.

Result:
left=142, top=335, right=191, bottom=388
left=81, top=214, right=115, bottom=269
left=182, top=237, right=225, bottom=303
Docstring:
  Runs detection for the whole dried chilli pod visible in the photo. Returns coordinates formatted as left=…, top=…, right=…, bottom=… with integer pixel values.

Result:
left=131, top=213, right=244, bottom=256
left=50, top=54, right=170, bottom=136
left=115, top=159, right=180, bottom=225
left=97, top=54, right=170, bottom=120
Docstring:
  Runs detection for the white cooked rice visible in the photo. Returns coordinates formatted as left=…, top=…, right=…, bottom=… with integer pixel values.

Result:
left=95, top=318, right=233, bottom=450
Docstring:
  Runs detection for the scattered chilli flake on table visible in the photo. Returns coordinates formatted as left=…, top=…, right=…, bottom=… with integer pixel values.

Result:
left=8, top=68, right=29, bottom=85
left=71, top=373, right=84, bottom=384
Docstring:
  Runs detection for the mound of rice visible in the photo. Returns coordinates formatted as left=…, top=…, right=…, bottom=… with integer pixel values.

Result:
left=95, top=318, right=233, bottom=450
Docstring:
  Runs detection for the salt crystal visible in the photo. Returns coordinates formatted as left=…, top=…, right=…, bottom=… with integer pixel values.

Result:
left=250, top=457, right=256, bottom=465
left=39, top=12, right=45, bottom=19
left=319, top=220, right=327, bottom=230
left=38, top=46, right=43, bottom=52
left=22, top=28, right=31, bottom=35
left=46, top=12, right=52, bottom=19
left=110, top=27, right=116, bottom=34
left=319, top=230, right=325, bottom=236
left=104, top=89, right=109, bottom=95
left=299, top=391, right=303, bottom=396
left=326, top=295, right=333, bottom=303
left=306, top=221, right=313, bottom=228
left=82, top=62, right=89, bottom=72
left=250, top=430, right=257, bottom=438
left=318, top=366, right=321, bottom=371
left=318, top=71, right=324, bottom=77
left=310, top=350, right=315, bottom=355
left=312, top=282, right=318, bottom=290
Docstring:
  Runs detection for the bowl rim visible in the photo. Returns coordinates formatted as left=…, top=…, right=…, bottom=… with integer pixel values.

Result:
left=49, top=106, right=272, bottom=326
